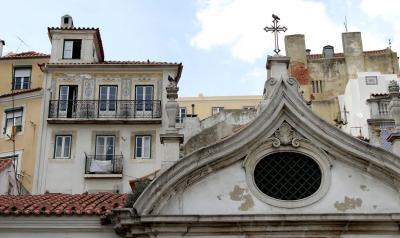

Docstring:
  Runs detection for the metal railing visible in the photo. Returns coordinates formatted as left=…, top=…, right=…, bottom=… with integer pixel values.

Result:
left=84, top=153, right=123, bottom=174
left=48, top=100, right=161, bottom=119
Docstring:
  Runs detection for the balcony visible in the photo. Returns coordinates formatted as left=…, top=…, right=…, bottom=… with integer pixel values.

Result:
left=48, top=100, right=162, bottom=124
left=84, top=154, right=123, bottom=178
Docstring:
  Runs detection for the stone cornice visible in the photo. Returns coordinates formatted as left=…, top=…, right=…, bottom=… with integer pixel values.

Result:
left=113, top=209, right=400, bottom=236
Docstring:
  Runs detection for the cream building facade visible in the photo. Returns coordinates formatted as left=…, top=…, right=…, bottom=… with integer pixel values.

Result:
left=0, top=45, right=49, bottom=193
left=177, top=95, right=261, bottom=121
left=285, top=32, right=399, bottom=125
left=34, top=15, right=183, bottom=194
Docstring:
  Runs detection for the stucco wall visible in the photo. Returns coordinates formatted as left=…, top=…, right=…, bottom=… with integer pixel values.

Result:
left=0, top=95, right=42, bottom=192
left=178, top=95, right=261, bottom=120
left=160, top=160, right=400, bottom=215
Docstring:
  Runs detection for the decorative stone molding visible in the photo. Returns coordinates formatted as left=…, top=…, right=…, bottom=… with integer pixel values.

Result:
left=165, top=75, right=179, bottom=129
left=272, top=122, right=300, bottom=148
left=388, top=80, right=400, bottom=93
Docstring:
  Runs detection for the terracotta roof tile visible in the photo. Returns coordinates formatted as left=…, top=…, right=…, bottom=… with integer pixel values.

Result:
left=0, top=159, right=12, bottom=173
left=0, top=192, right=127, bottom=216
left=0, top=51, right=49, bottom=60
left=371, top=93, right=389, bottom=97
left=47, top=60, right=181, bottom=66
left=48, top=27, right=104, bottom=62
left=306, top=48, right=389, bottom=60
left=0, top=88, right=42, bottom=98
left=306, top=53, right=344, bottom=60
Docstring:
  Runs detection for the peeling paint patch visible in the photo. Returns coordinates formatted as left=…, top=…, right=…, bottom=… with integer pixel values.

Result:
left=229, top=185, right=245, bottom=201
left=229, top=185, right=254, bottom=211
left=360, top=185, right=370, bottom=191
left=334, top=196, right=362, bottom=212
left=239, top=194, right=254, bottom=211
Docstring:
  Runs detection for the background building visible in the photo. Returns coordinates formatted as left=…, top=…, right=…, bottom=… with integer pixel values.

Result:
left=0, top=45, right=49, bottom=193
left=177, top=94, right=261, bottom=121
left=285, top=32, right=399, bottom=124
left=338, top=72, right=399, bottom=139
left=34, top=15, right=182, bottom=194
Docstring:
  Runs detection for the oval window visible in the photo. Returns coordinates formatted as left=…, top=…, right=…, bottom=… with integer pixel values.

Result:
left=254, top=152, right=322, bottom=200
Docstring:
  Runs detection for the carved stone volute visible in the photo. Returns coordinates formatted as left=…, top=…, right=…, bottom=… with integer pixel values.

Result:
left=272, top=122, right=300, bottom=148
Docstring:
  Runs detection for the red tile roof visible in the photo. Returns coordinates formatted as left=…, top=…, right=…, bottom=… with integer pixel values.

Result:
left=307, top=53, right=344, bottom=60
left=0, top=192, right=127, bottom=216
left=0, top=159, right=12, bottom=173
left=306, top=48, right=389, bottom=60
left=0, top=51, right=50, bottom=60
left=0, top=88, right=42, bottom=98
left=48, top=27, right=104, bottom=62
left=47, top=60, right=182, bottom=66
left=371, top=93, right=389, bottom=97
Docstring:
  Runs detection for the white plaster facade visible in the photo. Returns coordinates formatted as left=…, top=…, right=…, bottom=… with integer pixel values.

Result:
left=338, top=72, right=399, bottom=138
left=33, top=16, right=182, bottom=194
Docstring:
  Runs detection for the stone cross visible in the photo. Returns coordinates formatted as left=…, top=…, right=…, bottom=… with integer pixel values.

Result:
left=264, top=14, right=287, bottom=55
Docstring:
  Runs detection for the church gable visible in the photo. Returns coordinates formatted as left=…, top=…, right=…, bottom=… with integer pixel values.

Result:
left=134, top=56, right=400, bottom=217
left=159, top=121, right=400, bottom=215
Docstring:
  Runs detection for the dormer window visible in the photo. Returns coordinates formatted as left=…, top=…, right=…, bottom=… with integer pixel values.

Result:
left=63, top=39, right=81, bottom=59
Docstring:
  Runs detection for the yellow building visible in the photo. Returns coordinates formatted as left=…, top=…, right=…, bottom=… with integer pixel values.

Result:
left=0, top=50, right=49, bottom=193
left=177, top=94, right=262, bottom=120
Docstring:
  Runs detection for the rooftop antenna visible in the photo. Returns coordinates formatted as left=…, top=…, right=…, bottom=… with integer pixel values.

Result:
left=344, top=16, right=348, bottom=32
left=15, top=35, right=29, bottom=52
left=389, top=38, right=395, bottom=74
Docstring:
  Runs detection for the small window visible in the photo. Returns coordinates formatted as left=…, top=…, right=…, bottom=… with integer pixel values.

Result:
left=135, top=85, right=154, bottom=112
left=135, top=135, right=151, bottom=159
left=13, top=67, right=31, bottom=90
left=311, top=80, right=323, bottom=93
left=64, top=17, right=69, bottom=24
left=176, top=107, right=187, bottom=123
left=242, top=106, right=255, bottom=110
left=3, top=108, right=23, bottom=136
left=365, top=76, right=378, bottom=85
left=212, top=107, right=224, bottom=115
left=63, top=40, right=82, bottom=59
left=54, top=135, right=72, bottom=159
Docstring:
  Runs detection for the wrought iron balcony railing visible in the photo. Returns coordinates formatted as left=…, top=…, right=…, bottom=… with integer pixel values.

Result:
left=48, top=100, right=161, bottom=119
left=85, top=153, right=123, bottom=174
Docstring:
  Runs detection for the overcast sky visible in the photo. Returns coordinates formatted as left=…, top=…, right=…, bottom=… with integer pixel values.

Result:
left=0, top=0, right=398, bottom=96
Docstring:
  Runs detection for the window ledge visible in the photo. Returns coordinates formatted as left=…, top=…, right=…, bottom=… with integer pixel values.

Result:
left=84, top=174, right=123, bottom=179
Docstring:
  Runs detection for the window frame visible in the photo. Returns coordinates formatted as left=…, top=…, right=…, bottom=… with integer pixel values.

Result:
left=135, top=85, right=154, bottom=112
left=365, top=76, right=378, bottom=85
left=99, top=85, right=118, bottom=112
left=95, top=135, right=116, bottom=160
left=176, top=107, right=187, bottom=124
left=12, top=66, right=32, bottom=90
left=211, top=106, right=224, bottom=116
left=53, top=135, right=72, bottom=159
left=3, top=107, right=23, bottom=136
left=62, top=39, right=82, bottom=59
left=135, top=135, right=152, bottom=159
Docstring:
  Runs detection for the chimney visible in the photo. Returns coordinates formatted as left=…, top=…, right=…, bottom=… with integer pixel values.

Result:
left=284, top=34, right=307, bottom=65
left=0, top=39, right=5, bottom=57
left=306, top=49, right=311, bottom=55
left=60, top=14, right=74, bottom=28
left=342, top=32, right=365, bottom=79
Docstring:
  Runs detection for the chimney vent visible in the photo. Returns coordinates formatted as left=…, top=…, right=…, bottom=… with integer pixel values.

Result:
left=305, top=49, right=311, bottom=55
left=0, top=39, right=5, bottom=57
left=60, top=15, right=74, bottom=28
left=322, top=45, right=334, bottom=58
